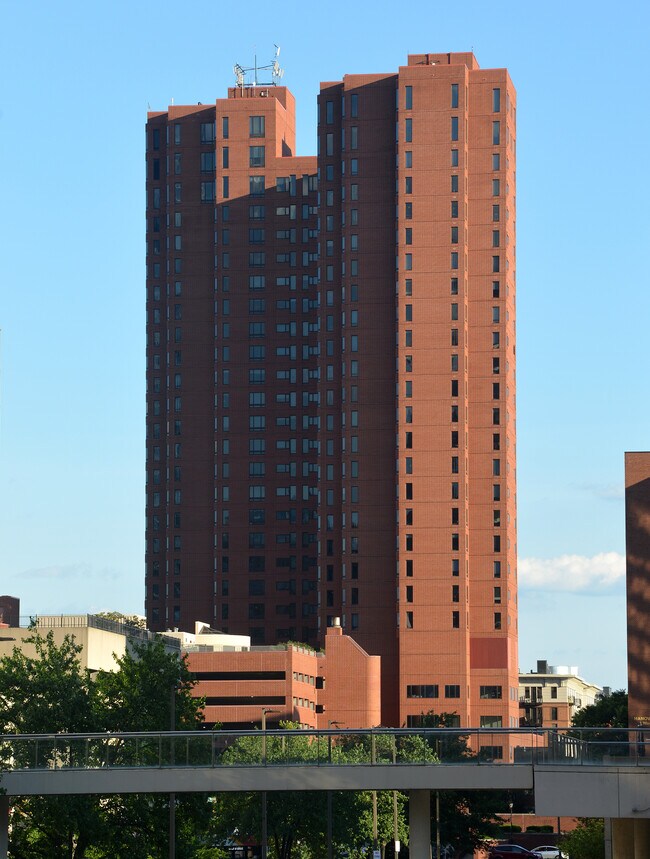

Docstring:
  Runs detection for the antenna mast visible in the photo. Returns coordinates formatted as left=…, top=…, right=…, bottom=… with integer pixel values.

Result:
left=233, top=45, right=284, bottom=90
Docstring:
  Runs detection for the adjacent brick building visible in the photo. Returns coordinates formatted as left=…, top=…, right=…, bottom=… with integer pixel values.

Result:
left=145, top=52, right=518, bottom=738
left=185, top=620, right=381, bottom=729
left=626, top=451, right=650, bottom=727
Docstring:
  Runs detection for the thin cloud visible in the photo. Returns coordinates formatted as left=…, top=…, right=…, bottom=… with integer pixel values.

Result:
left=519, top=552, right=625, bottom=593
left=575, top=482, right=625, bottom=501
left=17, top=563, right=118, bottom=582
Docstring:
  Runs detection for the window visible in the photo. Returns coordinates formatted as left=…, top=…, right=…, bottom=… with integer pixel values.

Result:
left=494, top=586, right=501, bottom=604
left=493, top=459, right=501, bottom=476
left=492, top=153, right=500, bottom=170
left=407, top=685, right=439, bottom=699
left=451, top=200, right=458, bottom=219
left=451, top=175, right=459, bottom=193
left=201, top=152, right=215, bottom=172
left=451, top=116, right=459, bottom=141
left=451, top=226, right=458, bottom=244
left=492, top=121, right=500, bottom=145
left=250, top=116, right=265, bottom=137
left=249, top=146, right=265, bottom=167
left=451, top=83, right=459, bottom=108
left=250, top=176, right=265, bottom=196
left=451, top=148, right=458, bottom=167
left=494, top=561, right=501, bottom=578
left=452, top=611, right=460, bottom=628
left=201, top=121, right=216, bottom=144
left=351, top=93, right=358, bottom=117
left=451, top=252, right=459, bottom=270
left=494, top=612, right=502, bottom=630
left=492, top=178, right=500, bottom=196
left=405, top=86, right=412, bottom=109
left=492, top=230, right=500, bottom=248
left=405, top=118, right=412, bottom=142
left=480, top=685, right=503, bottom=699
left=405, top=177, right=412, bottom=194
left=201, top=181, right=215, bottom=201
left=445, top=685, right=460, bottom=698
left=406, top=611, right=413, bottom=629
left=492, top=88, right=501, bottom=112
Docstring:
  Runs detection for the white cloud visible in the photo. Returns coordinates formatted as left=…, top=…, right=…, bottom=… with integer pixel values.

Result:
left=576, top=482, right=625, bottom=502
left=519, top=552, right=625, bottom=592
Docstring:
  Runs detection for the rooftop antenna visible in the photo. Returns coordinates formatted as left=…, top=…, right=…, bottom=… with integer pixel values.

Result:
left=233, top=45, right=284, bottom=89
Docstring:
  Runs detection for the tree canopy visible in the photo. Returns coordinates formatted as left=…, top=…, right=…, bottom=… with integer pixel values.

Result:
left=571, top=690, right=628, bottom=730
left=0, top=630, right=209, bottom=858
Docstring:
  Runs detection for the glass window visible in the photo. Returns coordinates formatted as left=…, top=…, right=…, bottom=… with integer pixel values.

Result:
left=250, top=176, right=265, bottom=196
left=451, top=83, right=459, bottom=108
left=405, top=118, right=412, bottom=142
left=492, top=121, right=500, bottom=145
left=250, top=115, right=265, bottom=137
left=249, top=146, right=265, bottom=167
left=451, top=116, right=459, bottom=141
left=492, top=88, right=501, bottom=112
left=405, top=86, right=412, bottom=109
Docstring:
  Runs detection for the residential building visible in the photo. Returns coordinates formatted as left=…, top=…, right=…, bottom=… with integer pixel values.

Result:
left=626, top=451, right=650, bottom=727
left=145, top=52, right=518, bottom=736
left=519, top=659, right=602, bottom=728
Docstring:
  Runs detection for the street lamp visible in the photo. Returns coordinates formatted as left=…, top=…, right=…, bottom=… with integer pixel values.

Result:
left=509, top=801, right=514, bottom=832
left=261, top=708, right=279, bottom=859
left=327, top=721, right=344, bottom=859
left=169, top=682, right=177, bottom=859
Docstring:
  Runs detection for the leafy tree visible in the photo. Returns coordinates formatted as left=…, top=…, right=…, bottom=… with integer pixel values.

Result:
left=414, top=713, right=507, bottom=857
left=211, top=724, right=421, bottom=859
left=571, top=690, right=628, bottom=730
left=95, top=611, right=147, bottom=630
left=559, top=818, right=605, bottom=859
left=0, top=631, right=209, bottom=858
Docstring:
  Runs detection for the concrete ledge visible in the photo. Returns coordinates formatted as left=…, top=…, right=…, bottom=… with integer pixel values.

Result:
left=0, top=763, right=534, bottom=796
left=535, top=766, right=650, bottom=818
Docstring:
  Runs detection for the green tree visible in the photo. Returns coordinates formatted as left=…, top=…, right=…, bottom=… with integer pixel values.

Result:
left=0, top=632, right=104, bottom=858
left=414, top=713, right=507, bottom=857
left=0, top=631, right=210, bottom=858
left=571, top=690, right=628, bottom=730
left=559, top=818, right=605, bottom=859
left=211, top=724, right=430, bottom=859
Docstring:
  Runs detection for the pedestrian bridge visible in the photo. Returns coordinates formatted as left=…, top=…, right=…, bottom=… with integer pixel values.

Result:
left=1, top=727, right=649, bottom=858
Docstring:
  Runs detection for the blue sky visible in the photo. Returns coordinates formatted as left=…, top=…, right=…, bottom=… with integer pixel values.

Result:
left=1, top=0, right=648, bottom=691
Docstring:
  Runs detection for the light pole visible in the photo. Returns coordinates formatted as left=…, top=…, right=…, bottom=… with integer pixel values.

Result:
left=327, top=721, right=343, bottom=859
left=169, top=683, right=176, bottom=859
left=261, top=708, right=279, bottom=859
left=509, top=801, right=514, bottom=832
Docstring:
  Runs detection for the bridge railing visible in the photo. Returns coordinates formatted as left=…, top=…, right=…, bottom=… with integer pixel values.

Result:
left=0, top=727, right=647, bottom=772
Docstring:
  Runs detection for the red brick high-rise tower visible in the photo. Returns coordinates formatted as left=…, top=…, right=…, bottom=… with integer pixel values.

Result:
left=145, top=52, right=518, bottom=738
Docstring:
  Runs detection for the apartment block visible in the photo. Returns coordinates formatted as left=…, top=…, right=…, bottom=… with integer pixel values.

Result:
left=626, top=451, right=650, bottom=726
left=519, top=659, right=602, bottom=729
left=145, top=52, right=518, bottom=735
